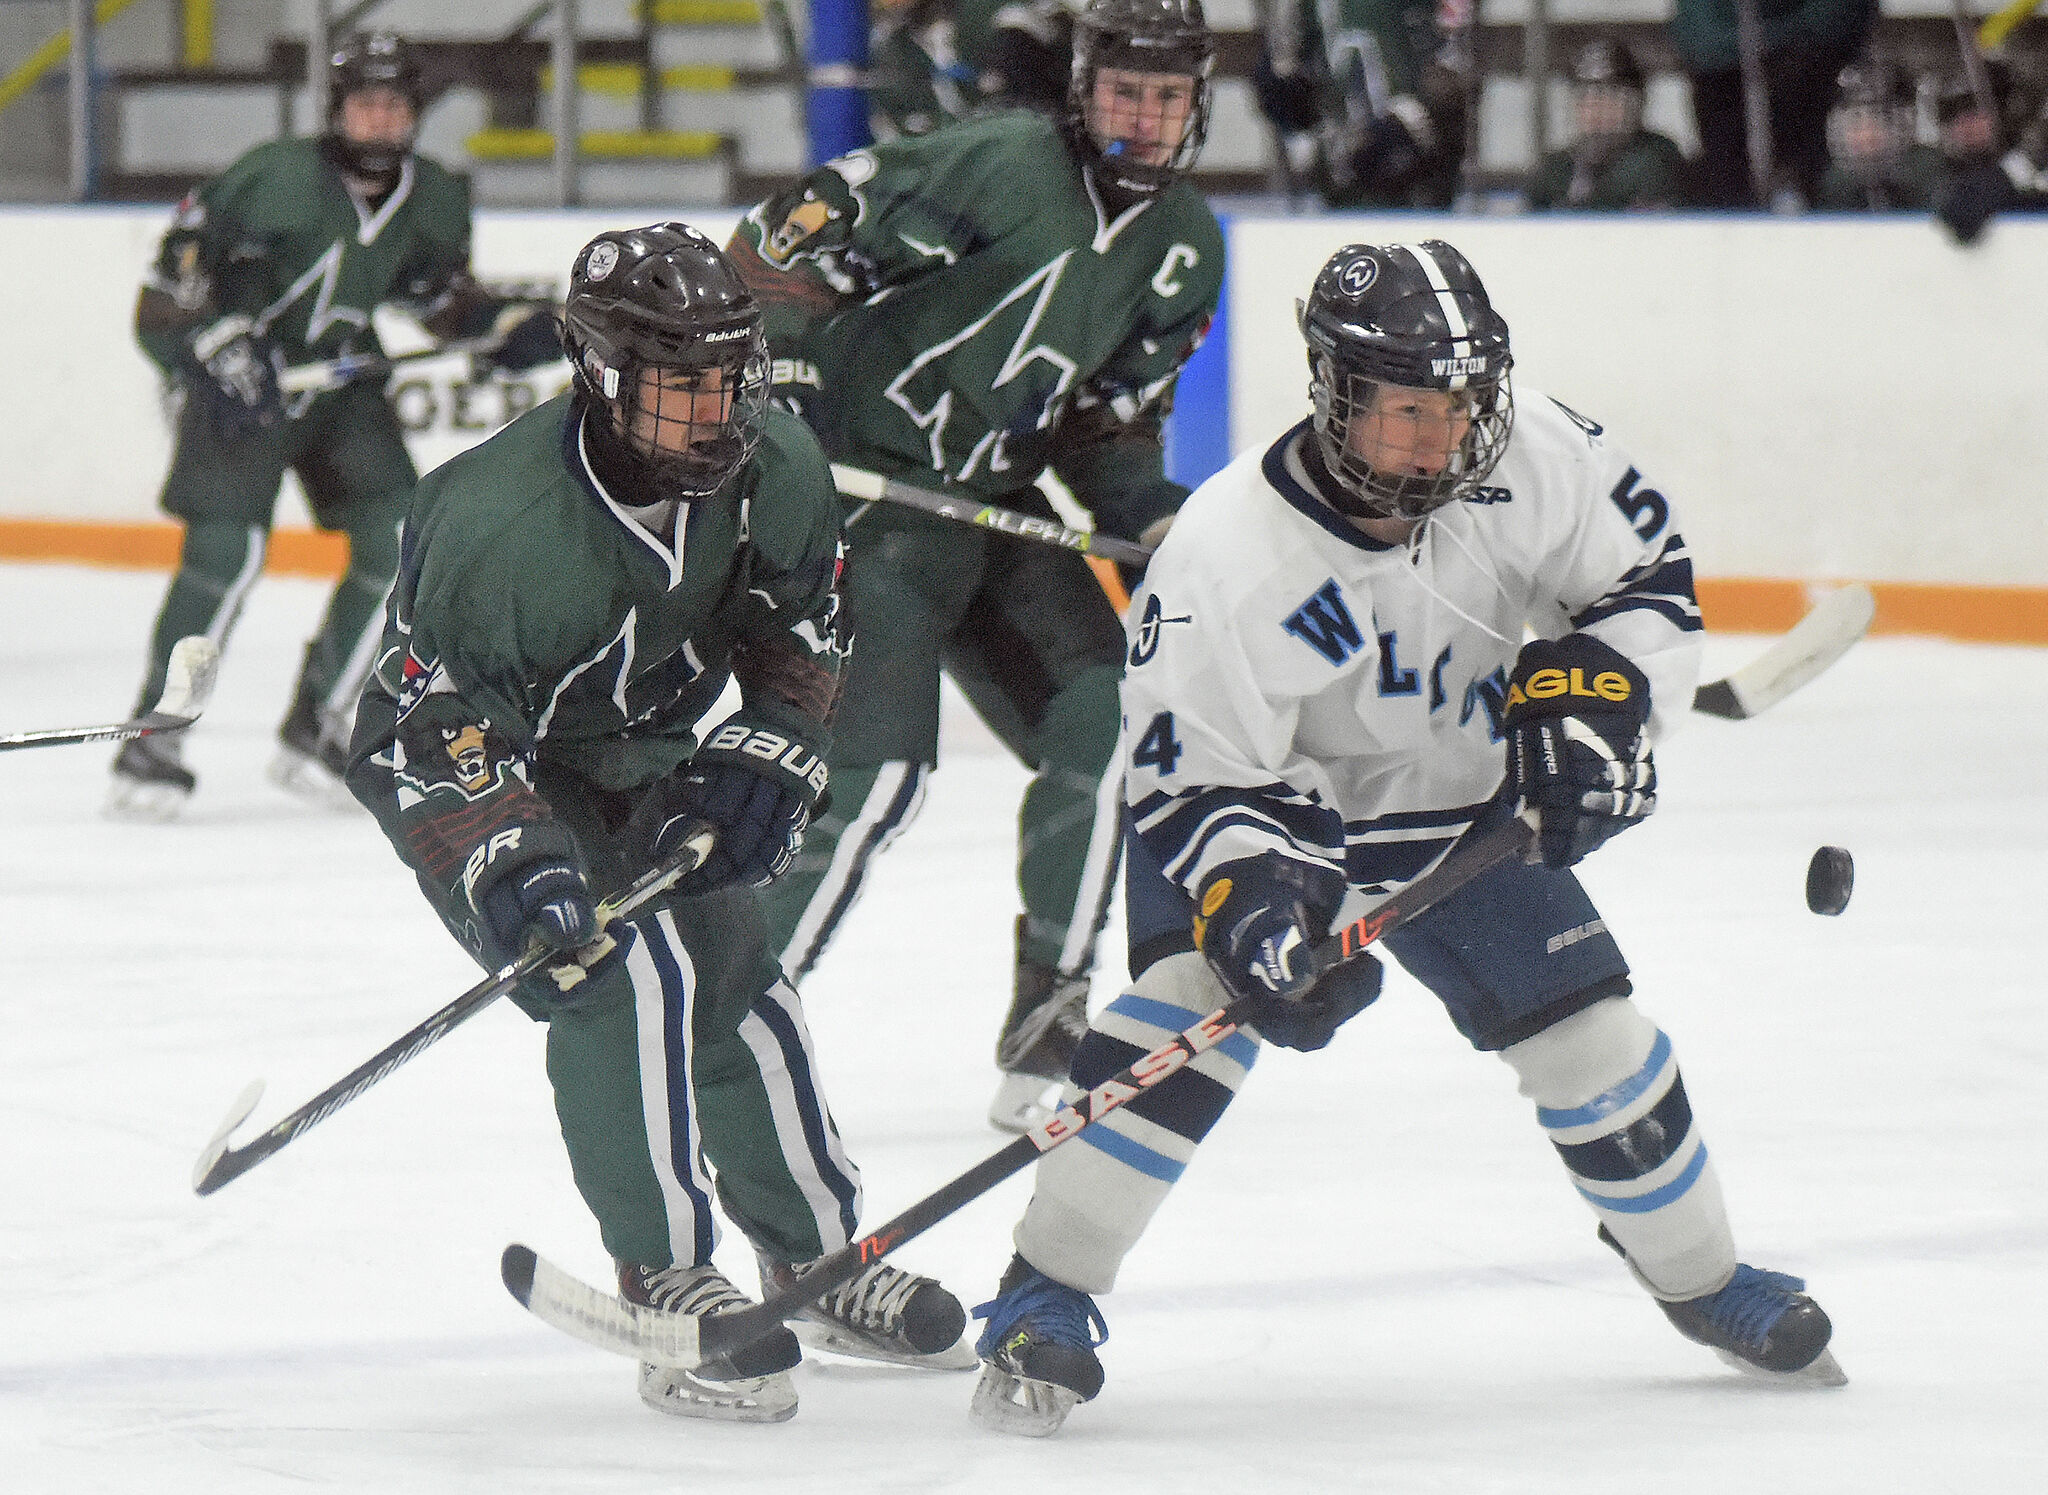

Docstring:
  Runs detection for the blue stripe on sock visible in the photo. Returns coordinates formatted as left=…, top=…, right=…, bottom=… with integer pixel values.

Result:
left=1537, top=1029, right=1673, bottom=1129
left=1105, top=993, right=1260, bottom=1072
left=1079, top=1120, right=1187, bottom=1184
left=1573, top=1141, right=1710, bottom=1214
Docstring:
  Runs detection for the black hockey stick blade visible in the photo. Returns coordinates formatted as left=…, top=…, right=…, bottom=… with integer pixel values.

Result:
left=1692, top=584, right=1876, bottom=720
left=832, top=464, right=1157, bottom=569
left=688, top=815, right=1535, bottom=1368
left=192, top=823, right=716, bottom=1196
left=0, top=635, right=220, bottom=752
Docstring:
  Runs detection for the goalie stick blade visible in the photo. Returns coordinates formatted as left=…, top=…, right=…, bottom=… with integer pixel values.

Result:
left=1693, top=584, right=1876, bottom=720
left=191, top=1079, right=266, bottom=1194
left=501, top=1244, right=706, bottom=1370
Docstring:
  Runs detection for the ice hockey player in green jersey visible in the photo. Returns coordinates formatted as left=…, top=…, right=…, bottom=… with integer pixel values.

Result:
left=346, top=223, right=975, bottom=1423
left=107, top=30, right=560, bottom=820
left=728, top=0, right=1225, bottom=1135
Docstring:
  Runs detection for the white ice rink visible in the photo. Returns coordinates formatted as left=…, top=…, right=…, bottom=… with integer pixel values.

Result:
left=1, top=561, right=2042, bottom=1493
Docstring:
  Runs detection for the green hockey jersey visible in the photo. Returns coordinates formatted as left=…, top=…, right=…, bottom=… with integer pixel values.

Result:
left=732, top=110, right=1223, bottom=541
left=348, top=395, right=846, bottom=918
left=140, top=136, right=475, bottom=377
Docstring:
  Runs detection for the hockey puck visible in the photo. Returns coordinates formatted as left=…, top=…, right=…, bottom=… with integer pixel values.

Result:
left=1805, top=846, right=1854, bottom=916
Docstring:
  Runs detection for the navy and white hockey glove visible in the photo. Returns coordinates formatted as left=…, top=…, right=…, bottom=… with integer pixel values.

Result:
left=1193, top=853, right=1383, bottom=1053
left=185, top=314, right=284, bottom=438
left=464, top=835, right=632, bottom=1002
left=1505, top=633, right=1657, bottom=871
left=484, top=301, right=562, bottom=372
left=623, top=718, right=829, bottom=896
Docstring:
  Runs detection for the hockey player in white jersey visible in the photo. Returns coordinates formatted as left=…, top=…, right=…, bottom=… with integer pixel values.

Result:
left=966, top=240, right=1845, bottom=1435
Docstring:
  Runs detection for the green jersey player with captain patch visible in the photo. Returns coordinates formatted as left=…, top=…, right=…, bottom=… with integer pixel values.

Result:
left=728, top=0, right=1225, bottom=1134
left=108, top=31, right=559, bottom=820
left=346, top=224, right=974, bottom=1424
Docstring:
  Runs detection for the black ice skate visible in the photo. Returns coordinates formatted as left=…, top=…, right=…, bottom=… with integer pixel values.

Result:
left=267, top=657, right=356, bottom=807
left=620, top=1262, right=803, bottom=1422
left=990, top=920, right=1091, bottom=1132
left=1601, top=1225, right=1847, bottom=1386
left=106, top=732, right=195, bottom=821
left=762, top=1256, right=977, bottom=1370
left=969, top=1255, right=1108, bottom=1437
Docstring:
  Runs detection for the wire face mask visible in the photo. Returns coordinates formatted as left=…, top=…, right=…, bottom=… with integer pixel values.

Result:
left=606, top=345, right=770, bottom=505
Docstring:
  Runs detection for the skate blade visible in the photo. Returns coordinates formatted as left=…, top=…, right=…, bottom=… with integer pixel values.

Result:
left=969, top=1365, right=1083, bottom=1437
left=988, top=1072, right=1061, bottom=1135
left=792, top=1316, right=979, bottom=1371
left=104, top=778, right=191, bottom=822
left=638, top=1363, right=798, bottom=1423
left=1713, top=1346, right=1849, bottom=1388
left=267, top=749, right=357, bottom=810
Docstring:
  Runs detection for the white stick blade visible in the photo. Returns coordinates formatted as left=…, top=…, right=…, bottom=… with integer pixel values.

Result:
left=505, top=1246, right=704, bottom=1369
left=192, top=1078, right=264, bottom=1192
left=1721, top=584, right=1876, bottom=717
left=155, top=636, right=222, bottom=723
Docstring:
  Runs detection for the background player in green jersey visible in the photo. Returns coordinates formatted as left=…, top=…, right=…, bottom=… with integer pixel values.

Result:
left=108, top=31, right=560, bottom=819
left=728, top=0, right=1224, bottom=1135
left=347, top=224, right=973, bottom=1424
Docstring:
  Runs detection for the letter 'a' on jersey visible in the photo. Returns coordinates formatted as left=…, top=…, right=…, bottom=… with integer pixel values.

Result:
left=562, top=223, right=772, bottom=506
left=1069, top=0, right=1217, bottom=200
left=1298, top=241, right=1516, bottom=522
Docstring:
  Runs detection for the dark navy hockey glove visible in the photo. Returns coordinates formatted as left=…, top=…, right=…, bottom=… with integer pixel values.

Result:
left=485, top=301, right=562, bottom=372
left=1505, top=633, right=1657, bottom=871
left=1193, top=853, right=1383, bottom=1053
left=185, top=314, right=283, bottom=438
left=464, top=839, right=631, bottom=1002
left=624, top=718, right=828, bottom=896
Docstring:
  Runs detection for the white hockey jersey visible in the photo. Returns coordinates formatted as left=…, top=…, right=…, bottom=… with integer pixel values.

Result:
left=1123, top=391, right=1703, bottom=900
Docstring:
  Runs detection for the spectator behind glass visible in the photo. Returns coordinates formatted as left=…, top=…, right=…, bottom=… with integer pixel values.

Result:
left=1253, top=0, right=1472, bottom=209
left=1813, top=57, right=1941, bottom=211
left=1526, top=35, right=1689, bottom=210
left=868, top=0, right=1074, bottom=139
left=1668, top=0, right=1877, bottom=208
left=1932, top=56, right=2048, bottom=245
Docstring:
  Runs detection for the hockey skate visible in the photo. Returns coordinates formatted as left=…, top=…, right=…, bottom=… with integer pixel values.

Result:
left=106, top=732, right=195, bottom=821
left=762, top=1256, right=977, bottom=1370
left=990, top=926, right=1091, bottom=1133
left=267, top=666, right=356, bottom=808
left=620, top=1262, right=803, bottom=1423
left=968, top=1255, right=1108, bottom=1437
left=1601, top=1225, right=1847, bottom=1386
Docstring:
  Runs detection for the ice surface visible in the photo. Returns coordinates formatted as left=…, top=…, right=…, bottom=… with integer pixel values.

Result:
left=1, top=562, right=2042, bottom=1493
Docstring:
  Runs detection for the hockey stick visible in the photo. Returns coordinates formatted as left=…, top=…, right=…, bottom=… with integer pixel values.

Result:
left=192, top=822, right=717, bottom=1196
left=501, top=814, right=1537, bottom=1370
left=0, top=635, right=219, bottom=752
left=838, top=458, right=1869, bottom=721
left=831, top=464, right=1156, bottom=568
left=1690, top=583, right=1875, bottom=719
left=278, top=335, right=517, bottom=397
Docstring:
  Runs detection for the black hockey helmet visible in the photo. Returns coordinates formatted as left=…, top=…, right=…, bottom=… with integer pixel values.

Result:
left=561, top=222, right=770, bottom=505
left=1570, top=35, right=1647, bottom=93
left=1068, top=0, right=1215, bottom=199
left=1298, top=242, right=1514, bottom=521
left=326, top=31, right=423, bottom=181
left=1836, top=56, right=1911, bottom=111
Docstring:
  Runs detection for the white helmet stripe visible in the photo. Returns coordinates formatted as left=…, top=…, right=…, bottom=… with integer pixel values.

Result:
left=1394, top=241, right=1475, bottom=390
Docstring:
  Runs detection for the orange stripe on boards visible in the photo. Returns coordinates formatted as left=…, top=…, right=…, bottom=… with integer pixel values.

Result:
left=4, top=519, right=2043, bottom=645
left=0, top=518, right=348, bottom=577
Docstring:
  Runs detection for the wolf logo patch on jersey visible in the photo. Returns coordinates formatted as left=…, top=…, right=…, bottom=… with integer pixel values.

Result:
left=443, top=722, right=491, bottom=792
left=764, top=195, right=836, bottom=267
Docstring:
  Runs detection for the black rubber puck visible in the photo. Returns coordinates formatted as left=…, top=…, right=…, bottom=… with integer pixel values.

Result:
left=1806, top=846, right=1854, bottom=916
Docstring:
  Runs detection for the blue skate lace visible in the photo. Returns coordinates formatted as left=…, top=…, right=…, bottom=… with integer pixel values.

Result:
left=971, top=1272, right=1109, bottom=1357
left=1699, top=1265, right=1808, bottom=1348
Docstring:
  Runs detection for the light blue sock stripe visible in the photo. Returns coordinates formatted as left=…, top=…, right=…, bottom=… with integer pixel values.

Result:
left=1104, top=992, right=1260, bottom=1072
left=1537, top=1029, right=1673, bottom=1129
left=1573, top=1142, right=1710, bottom=1214
left=1079, top=1120, right=1188, bottom=1184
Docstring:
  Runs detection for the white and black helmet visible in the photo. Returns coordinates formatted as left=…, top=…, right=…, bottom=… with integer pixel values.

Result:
left=1298, top=241, right=1515, bottom=521
left=561, top=223, right=770, bottom=505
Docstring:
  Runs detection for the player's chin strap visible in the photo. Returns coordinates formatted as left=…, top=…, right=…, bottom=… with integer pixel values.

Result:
left=190, top=823, right=718, bottom=1197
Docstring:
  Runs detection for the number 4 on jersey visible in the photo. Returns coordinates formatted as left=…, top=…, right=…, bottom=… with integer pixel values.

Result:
left=1131, top=711, right=1183, bottom=776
